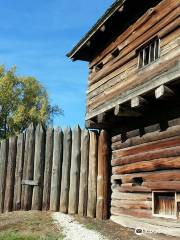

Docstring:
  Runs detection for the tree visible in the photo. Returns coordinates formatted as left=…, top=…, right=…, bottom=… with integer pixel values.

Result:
left=0, top=65, right=62, bottom=139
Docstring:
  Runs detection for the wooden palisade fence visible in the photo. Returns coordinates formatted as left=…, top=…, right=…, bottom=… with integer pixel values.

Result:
left=0, top=124, right=110, bottom=220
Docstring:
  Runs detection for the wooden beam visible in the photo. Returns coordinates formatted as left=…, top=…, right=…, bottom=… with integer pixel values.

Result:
left=22, top=180, right=39, bottom=186
left=131, top=96, right=147, bottom=108
left=85, top=120, right=109, bottom=130
left=114, top=105, right=141, bottom=117
left=155, top=85, right=174, bottom=99
left=97, top=112, right=106, bottom=123
left=86, top=41, right=91, bottom=47
left=100, top=25, right=106, bottom=32
left=85, top=63, right=180, bottom=120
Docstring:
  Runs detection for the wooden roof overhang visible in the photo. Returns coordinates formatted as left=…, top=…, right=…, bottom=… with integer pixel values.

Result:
left=67, top=0, right=126, bottom=61
left=67, top=0, right=162, bottom=61
left=67, top=0, right=180, bottom=129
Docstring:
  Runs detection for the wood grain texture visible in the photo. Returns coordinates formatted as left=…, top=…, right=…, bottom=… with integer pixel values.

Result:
left=112, top=157, right=180, bottom=175
left=112, top=170, right=180, bottom=184
left=87, top=131, right=98, bottom=218
left=78, top=129, right=89, bottom=216
left=4, top=136, right=17, bottom=212
left=32, top=125, right=45, bottom=210
left=22, top=124, right=35, bottom=211
left=111, top=126, right=180, bottom=150
left=111, top=206, right=152, bottom=218
left=112, top=146, right=180, bottom=166
left=0, top=140, right=8, bottom=213
left=60, top=127, right=72, bottom=213
left=96, top=130, right=110, bottom=220
left=50, top=128, right=63, bottom=211
left=68, top=126, right=81, bottom=214
left=43, top=127, right=54, bottom=210
left=13, top=134, right=24, bottom=211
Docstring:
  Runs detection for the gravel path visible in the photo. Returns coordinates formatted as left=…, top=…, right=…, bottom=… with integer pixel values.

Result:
left=52, top=212, right=108, bottom=240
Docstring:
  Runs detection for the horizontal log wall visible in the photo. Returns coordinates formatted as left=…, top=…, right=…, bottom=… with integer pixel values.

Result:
left=111, top=118, right=180, bottom=220
left=0, top=125, right=109, bottom=220
left=87, top=0, right=180, bottom=116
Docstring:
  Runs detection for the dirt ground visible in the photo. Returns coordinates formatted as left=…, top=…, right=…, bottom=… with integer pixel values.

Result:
left=74, top=215, right=179, bottom=240
left=0, top=211, right=179, bottom=240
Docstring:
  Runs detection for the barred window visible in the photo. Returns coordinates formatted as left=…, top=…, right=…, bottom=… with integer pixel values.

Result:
left=153, top=191, right=177, bottom=219
left=138, top=38, right=160, bottom=68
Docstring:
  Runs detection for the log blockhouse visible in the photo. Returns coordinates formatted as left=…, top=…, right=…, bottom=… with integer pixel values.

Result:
left=68, top=0, right=180, bottom=235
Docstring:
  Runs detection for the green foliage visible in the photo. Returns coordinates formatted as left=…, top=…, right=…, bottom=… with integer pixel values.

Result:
left=0, top=65, right=62, bottom=139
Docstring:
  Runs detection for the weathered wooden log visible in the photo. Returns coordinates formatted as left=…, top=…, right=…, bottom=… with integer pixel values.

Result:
left=111, top=125, right=180, bottom=150
left=68, top=126, right=81, bottom=214
left=144, top=124, right=160, bottom=134
left=126, top=129, right=140, bottom=139
left=111, top=191, right=152, bottom=201
left=60, top=127, right=72, bottom=213
left=112, top=184, right=151, bottom=193
left=111, top=207, right=152, bottom=218
left=13, top=133, right=24, bottom=211
left=32, top=124, right=45, bottom=210
left=87, top=131, right=98, bottom=218
left=96, top=130, right=110, bottom=220
left=112, top=157, right=180, bottom=175
left=111, top=134, right=121, bottom=143
left=142, top=181, right=180, bottom=191
left=22, top=123, right=35, bottom=210
left=0, top=140, right=8, bottom=213
left=112, top=170, right=180, bottom=184
left=155, top=85, right=174, bottom=99
left=78, top=129, right=89, bottom=216
left=112, top=145, right=180, bottom=166
left=111, top=199, right=152, bottom=210
left=168, top=117, right=180, bottom=127
left=50, top=128, right=63, bottom=211
left=4, top=136, right=17, bottom=212
left=43, top=127, right=54, bottom=210
left=112, top=136, right=180, bottom=159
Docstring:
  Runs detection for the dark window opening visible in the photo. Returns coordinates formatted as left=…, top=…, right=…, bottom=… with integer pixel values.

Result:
left=153, top=192, right=176, bottom=218
left=114, top=179, right=122, bottom=186
left=112, top=48, right=120, bottom=58
left=95, top=62, right=104, bottom=72
left=138, top=38, right=160, bottom=68
left=132, top=177, right=143, bottom=186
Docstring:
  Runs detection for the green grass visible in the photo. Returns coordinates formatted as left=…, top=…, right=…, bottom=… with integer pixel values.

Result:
left=0, top=212, right=65, bottom=240
left=0, top=231, right=65, bottom=240
left=84, top=223, right=98, bottom=231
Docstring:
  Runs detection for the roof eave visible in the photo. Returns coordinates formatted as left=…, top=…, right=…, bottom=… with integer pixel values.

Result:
left=67, top=0, right=126, bottom=61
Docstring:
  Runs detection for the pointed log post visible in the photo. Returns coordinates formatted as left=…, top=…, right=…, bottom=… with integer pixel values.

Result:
left=96, top=130, right=110, bottom=220
left=22, top=123, right=35, bottom=210
left=4, top=136, right=17, bottom=212
left=60, top=127, right=72, bottom=213
left=78, top=129, right=90, bottom=216
left=13, top=133, right=25, bottom=211
left=50, top=128, right=63, bottom=211
left=43, top=127, right=54, bottom=210
left=0, top=140, right=8, bottom=213
left=32, top=124, right=45, bottom=210
left=68, top=126, right=81, bottom=214
left=87, top=131, right=98, bottom=218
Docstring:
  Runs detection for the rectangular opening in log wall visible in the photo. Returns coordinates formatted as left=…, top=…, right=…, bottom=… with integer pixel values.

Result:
left=152, top=191, right=177, bottom=219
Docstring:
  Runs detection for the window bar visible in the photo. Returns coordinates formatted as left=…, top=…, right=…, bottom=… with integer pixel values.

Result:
left=157, top=39, right=160, bottom=58
left=142, top=49, right=145, bottom=67
left=154, top=40, right=157, bottom=60
left=149, top=44, right=151, bottom=64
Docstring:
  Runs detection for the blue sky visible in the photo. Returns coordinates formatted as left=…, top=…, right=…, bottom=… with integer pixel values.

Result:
left=0, top=0, right=114, bottom=128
